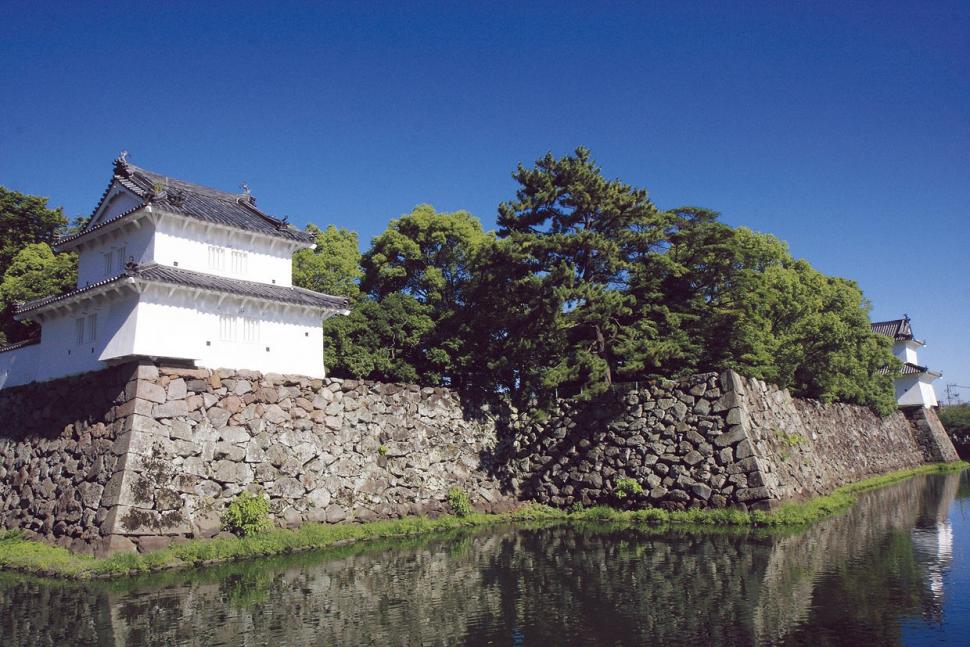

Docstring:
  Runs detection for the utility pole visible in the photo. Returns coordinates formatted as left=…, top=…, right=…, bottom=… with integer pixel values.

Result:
left=944, top=384, right=970, bottom=406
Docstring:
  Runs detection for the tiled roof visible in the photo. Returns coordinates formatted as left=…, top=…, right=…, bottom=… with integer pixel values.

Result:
left=16, top=263, right=349, bottom=316
left=878, top=362, right=934, bottom=376
left=871, top=318, right=914, bottom=341
left=900, top=362, right=929, bottom=375
left=0, top=337, right=40, bottom=354
left=134, top=264, right=349, bottom=310
left=56, top=155, right=315, bottom=247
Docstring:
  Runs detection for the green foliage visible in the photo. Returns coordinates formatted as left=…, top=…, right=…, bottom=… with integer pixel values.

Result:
left=0, top=187, right=67, bottom=279
left=774, top=428, right=805, bottom=447
left=614, top=477, right=644, bottom=499
left=325, top=293, right=434, bottom=383
left=450, top=148, right=898, bottom=413
left=447, top=487, right=472, bottom=517
left=221, top=492, right=271, bottom=537
left=485, top=147, right=669, bottom=404
left=0, top=242, right=77, bottom=342
left=378, top=444, right=388, bottom=456
left=628, top=210, right=899, bottom=415
left=361, top=204, right=490, bottom=386
left=323, top=205, right=491, bottom=385
left=293, top=224, right=362, bottom=298
left=0, top=188, right=73, bottom=344
left=939, top=405, right=970, bottom=437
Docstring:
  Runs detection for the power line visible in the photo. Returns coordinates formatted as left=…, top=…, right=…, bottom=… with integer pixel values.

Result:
left=944, top=384, right=970, bottom=406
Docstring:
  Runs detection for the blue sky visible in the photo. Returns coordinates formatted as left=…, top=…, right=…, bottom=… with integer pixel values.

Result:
left=1, top=1, right=968, bottom=398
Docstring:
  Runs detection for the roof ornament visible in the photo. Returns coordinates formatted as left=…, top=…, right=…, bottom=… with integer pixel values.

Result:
left=167, top=187, right=185, bottom=207
left=124, top=258, right=139, bottom=276
left=903, top=313, right=910, bottom=322
left=239, top=181, right=256, bottom=205
left=113, top=150, right=132, bottom=177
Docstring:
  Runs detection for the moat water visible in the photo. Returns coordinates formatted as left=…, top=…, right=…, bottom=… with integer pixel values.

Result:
left=1, top=471, right=968, bottom=646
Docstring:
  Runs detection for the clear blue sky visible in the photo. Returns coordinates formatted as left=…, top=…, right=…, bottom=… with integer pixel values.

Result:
left=1, top=1, right=968, bottom=399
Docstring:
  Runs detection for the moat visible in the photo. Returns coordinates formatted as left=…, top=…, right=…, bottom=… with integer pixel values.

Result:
left=1, top=471, right=968, bottom=646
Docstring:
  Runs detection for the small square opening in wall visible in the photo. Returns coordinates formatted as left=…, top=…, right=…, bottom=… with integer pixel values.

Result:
left=272, top=279, right=276, bottom=284
left=173, top=261, right=179, bottom=267
left=206, top=341, right=211, bottom=346
left=305, top=332, right=309, bottom=337
left=265, top=347, right=270, bottom=352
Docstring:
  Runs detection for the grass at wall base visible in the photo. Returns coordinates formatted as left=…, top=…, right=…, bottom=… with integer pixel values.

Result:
left=0, top=461, right=965, bottom=581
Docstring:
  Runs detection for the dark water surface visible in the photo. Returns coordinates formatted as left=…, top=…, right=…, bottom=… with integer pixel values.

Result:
left=1, top=471, right=969, bottom=646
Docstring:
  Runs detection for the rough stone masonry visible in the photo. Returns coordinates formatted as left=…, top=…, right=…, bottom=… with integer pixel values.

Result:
left=0, top=361, right=957, bottom=554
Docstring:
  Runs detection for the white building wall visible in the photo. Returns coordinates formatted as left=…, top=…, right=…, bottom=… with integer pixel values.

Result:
left=893, top=341, right=920, bottom=365
left=76, top=224, right=154, bottom=288
left=131, top=288, right=325, bottom=377
left=152, top=215, right=298, bottom=287
left=0, top=344, right=40, bottom=389
left=32, top=292, right=140, bottom=383
left=88, top=184, right=143, bottom=229
left=896, top=374, right=940, bottom=408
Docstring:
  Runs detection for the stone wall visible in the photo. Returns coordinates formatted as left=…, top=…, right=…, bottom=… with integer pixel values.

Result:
left=0, top=365, right=135, bottom=551
left=0, top=361, right=513, bottom=553
left=0, top=361, right=958, bottom=553
left=504, top=370, right=958, bottom=510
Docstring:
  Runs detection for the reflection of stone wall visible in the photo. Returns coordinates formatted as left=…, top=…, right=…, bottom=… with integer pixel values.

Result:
left=0, top=473, right=960, bottom=647
left=751, top=472, right=961, bottom=644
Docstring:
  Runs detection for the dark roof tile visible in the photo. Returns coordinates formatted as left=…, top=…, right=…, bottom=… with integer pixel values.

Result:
left=56, top=155, right=315, bottom=247
left=16, top=263, right=348, bottom=316
left=0, top=337, right=41, bottom=354
left=871, top=318, right=914, bottom=341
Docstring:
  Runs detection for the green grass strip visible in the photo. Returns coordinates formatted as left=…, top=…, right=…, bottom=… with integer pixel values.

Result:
left=0, top=460, right=965, bottom=580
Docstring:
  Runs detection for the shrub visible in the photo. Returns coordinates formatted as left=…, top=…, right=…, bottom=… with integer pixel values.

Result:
left=222, top=492, right=271, bottom=537
left=447, top=488, right=471, bottom=517
left=615, top=478, right=644, bottom=500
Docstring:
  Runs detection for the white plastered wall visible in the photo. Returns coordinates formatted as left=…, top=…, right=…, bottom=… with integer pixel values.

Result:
left=130, top=286, right=326, bottom=377
left=896, top=374, right=940, bottom=408
left=0, top=344, right=40, bottom=388
left=892, top=340, right=921, bottom=366
left=75, top=222, right=155, bottom=288
left=152, top=213, right=301, bottom=287
left=0, top=290, right=141, bottom=387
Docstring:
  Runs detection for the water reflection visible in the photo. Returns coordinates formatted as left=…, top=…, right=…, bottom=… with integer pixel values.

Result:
left=0, top=471, right=965, bottom=646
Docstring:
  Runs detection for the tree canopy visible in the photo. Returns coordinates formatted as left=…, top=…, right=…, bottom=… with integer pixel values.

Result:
left=0, top=187, right=67, bottom=279
left=3, top=153, right=899, bottom=415
left=0, top=188, right=76, bottom=344
left=0, top=243, right=77, bottom=343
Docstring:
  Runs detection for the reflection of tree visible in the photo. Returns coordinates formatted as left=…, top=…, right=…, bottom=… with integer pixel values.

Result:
left=768, top=472, right=963, bottom=646
left=778, top=530, right=925, bottom=646
left=0, top=473, right=963, bottom=646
